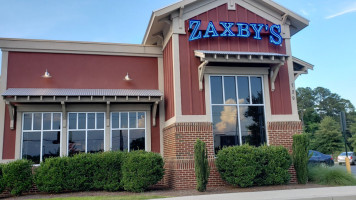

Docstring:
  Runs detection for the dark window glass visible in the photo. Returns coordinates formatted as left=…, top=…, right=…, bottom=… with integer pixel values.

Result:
left=212, top=106, right=239, bottom=154
left=96, top=113, right=104, bottom=129
left=53, top=113, right=61, bottom=130
left=87, top=113, right=95, bottom=129
left=33, top=113, right=42, bottom=130
left=22, top=132, right=41, bottom=164
left=237, top=77, right=250, bottom=104
left=211, top=76, right=223, bottom=104
left=129, top=112, right=137, bottom=128
left=42, top=131, right=60, bottom=161
left=23, top=113, right=32, bottom=130
left=112, top=113, right=119, bottom=129
left=130, top=130, right=145, bottom=151
left=112, top=130, right=128, bottom=151
left=239, top=106, right=266, bottom=146
left=137, top=112, right=145, bottom=128
left=87, top=130, right=104, bottom=153
left=68, top=131, right=85, bottom=156
left=43, top=113, right=51, bottom=130
left=251, top=77, right=263, bottom=104
left=69, top=113, right=77, bottom=130
left=78, top=113, right=86, bottom=129
left=120, top=113, right=128, bottom=128
left=224, top=76, right=237, bottom=104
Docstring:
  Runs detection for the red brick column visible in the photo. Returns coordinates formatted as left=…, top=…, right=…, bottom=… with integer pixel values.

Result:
left=268, top=121, right=303, bottom=183
left=162, top=122, right=226, bottom=189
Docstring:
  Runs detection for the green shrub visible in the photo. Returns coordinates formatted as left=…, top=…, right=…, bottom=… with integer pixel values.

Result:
left=34, top=156, right=72, bottom=193
left=2, top=159, right=33, bottom=195
left=194, top=139, right=210, bottom=192
left=0, top=164, right=5, bottom=193
left=292, top=134, right=309, bottom=184
left=92, top=151, right=124, bottom=191
left=308, top=165, right=356, bottom=186
left=216, top=145, right=260, bottom=187
left=122, top=151, right=164, bottom=192
left=256, top=145, right=292, bottom=185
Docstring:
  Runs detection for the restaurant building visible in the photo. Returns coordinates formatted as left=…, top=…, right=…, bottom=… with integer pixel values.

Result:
left=0, top=0, right=313, bottom=189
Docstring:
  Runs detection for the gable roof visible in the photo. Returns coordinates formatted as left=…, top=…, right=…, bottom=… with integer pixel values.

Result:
left=142, top=0, right=309, bottom=45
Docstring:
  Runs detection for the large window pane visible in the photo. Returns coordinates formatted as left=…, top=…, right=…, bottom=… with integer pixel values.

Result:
left=237, top=77, right=250, bottom=104
left=120, top=113, right=128, bottom=128
left=137, top=112, right=145, bottom=128
left=112, top=113, right=119, bottom=129
left=129, top=112, right=137, bottom=128
left=112, top=130, right=128, bottom=151
left=210, top=76, right=223, bottom=104
left=42, top=131, right=60, bottom=161
left=68, top=131, right=85, bottom=156
left=87, top=113, right=95, bottom=129
left=130, top=130, right=145, bottom=151
left=87, top=130, right=104, bottom=153
left=212, top=106, right=239, bottom=154
left=224, top=76, right=237, bottom=104
left=239, top=106, right=266, bottom=146
left=23, top=113, right=32, bottom=130
left=53, top=113, right=61, bottom=130
left=78, top=113, right=86, bottom=129
left=22, top=132, right=41, bottom=164
left=69, top=113, right=77, bottom=130
left=251, top=77, right=263, bottom=104
left=96, top=113, right=104, bottom=129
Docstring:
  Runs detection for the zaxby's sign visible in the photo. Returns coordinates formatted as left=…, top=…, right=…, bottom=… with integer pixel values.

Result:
left=188, top=20, right=283, bottom=45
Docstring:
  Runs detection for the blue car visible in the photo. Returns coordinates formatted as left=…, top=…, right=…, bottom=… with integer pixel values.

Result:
left=308, top=150, right=334, bottom=166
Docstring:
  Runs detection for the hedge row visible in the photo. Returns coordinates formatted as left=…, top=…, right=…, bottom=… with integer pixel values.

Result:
left=35, top=151, right=164, bottom=193
left=216, top=145, right=292, bottom=187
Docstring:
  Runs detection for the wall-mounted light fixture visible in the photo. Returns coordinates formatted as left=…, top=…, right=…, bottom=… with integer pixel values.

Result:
left=41, top=69, right=52, bottom=78
left=124, top=72, right=132, bottom=81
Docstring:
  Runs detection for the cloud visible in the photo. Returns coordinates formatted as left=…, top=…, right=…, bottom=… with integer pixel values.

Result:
left=300, top=9, right=309, bottom=16
left=326, top=3, right=356, bottom=19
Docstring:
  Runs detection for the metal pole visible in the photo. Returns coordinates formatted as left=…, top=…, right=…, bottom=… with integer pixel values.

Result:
left=340, top=112, right=351, bottom=173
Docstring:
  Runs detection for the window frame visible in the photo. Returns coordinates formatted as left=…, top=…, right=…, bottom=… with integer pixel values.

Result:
left=67, top=112, right=106, bottom=155
left=21, top=112, right=62, bottom=164
left=110, top=111, right=147, bottom=152
left=209, top=74, right=267, bottom=149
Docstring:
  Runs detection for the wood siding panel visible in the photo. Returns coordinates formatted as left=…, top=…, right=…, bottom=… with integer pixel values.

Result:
left=2, top=106, right=16, bottom=159
left=163, top=39, right=175, bottom=121
left=179, top=3, right=291, bottom=115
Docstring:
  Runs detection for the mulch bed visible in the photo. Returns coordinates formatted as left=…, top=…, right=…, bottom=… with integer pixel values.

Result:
left=3, top=183, right=328, bottom=199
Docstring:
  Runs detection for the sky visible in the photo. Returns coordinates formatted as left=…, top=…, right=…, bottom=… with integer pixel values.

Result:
left=0, top=0, right=355, bottom=106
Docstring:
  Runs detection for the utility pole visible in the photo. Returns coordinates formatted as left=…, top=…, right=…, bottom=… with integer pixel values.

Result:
left=340, top=111, right=351, bottom=174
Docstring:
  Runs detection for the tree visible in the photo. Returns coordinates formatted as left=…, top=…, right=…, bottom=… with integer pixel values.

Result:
left=312, top=116, right=343, bottom=154
left=194, top=139, right=210, bottom=192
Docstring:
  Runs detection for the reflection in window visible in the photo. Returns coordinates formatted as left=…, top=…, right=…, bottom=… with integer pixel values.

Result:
left=111, top=112, right=146, bottom=151
left=68, top=113, right=104, bottom=156
left=210, top=76, right=266, bottom=154
left=22, top=113, right=61, bottom=164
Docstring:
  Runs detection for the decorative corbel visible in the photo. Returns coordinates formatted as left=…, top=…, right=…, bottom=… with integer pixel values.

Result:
left=198, top=61, right=209, bottom=91
left=152, top=32, right=164, bottom=46
left=152, top=101, right=159, bottom=127
left=179, top=6, right=184, bottom=29
left=270, top=62, right=284, bottom=92
left=6, top=101, right=14, bottom=130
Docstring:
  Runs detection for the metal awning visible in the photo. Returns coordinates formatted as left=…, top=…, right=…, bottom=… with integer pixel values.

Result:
left=2, top=88, right=163, bottom=129
left=194, top=50, right=288, bottom=91
left=293, top=57, right=314, bottom=80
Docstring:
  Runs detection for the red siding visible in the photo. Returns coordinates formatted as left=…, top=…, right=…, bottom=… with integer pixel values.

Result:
left=2, top=106, right=16, bottom=159
left=179, top=3, right=292, bottom=115
left=7, top=52, right=158, bottom=89
left=151, top=107, right=160, bottom=153
left=163, top=39, right=175, bottom=121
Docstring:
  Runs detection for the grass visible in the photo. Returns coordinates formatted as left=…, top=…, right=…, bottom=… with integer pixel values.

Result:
left=28, top=195, right=167, bottom=200
left=308, top=165, right=356, bottom=186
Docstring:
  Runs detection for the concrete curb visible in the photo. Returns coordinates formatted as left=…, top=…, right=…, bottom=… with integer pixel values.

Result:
left=159, top=186, right=356, bottom=200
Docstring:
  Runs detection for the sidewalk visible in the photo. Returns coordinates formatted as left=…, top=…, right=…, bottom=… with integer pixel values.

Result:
left=160, top=186, right=356, bottom=200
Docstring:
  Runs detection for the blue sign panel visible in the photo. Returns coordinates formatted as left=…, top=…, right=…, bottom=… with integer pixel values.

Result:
left=188, top=20, right=283, bottom=45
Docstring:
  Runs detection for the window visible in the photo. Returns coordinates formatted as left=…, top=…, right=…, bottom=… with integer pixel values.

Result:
left=210, top=75, right=266, bottom=154
left=111, top=112, right=146, bottom=151
left=68, top=112, right=105, bottom=156
left=22, top=112, right=61, bottom=164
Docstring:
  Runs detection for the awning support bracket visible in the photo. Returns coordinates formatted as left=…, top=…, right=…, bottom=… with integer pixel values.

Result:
left=152, top=101, right=159, bottom=127
left=6, top=101, right=15, bottom=130
left=270, top=62, right=284, bottom=92
left=198, top=60, right=209, bottom=91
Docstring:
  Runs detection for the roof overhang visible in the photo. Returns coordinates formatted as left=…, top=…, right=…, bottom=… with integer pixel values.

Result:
left=194, top=50, right=287, bottom=91
left=293, top=57, right=314, bottom=80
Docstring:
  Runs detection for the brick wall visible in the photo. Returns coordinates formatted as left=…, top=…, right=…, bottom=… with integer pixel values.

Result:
left=268, top=121, right=303, bottom=183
